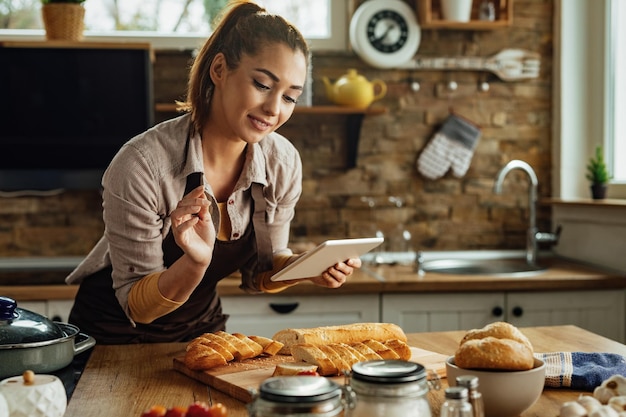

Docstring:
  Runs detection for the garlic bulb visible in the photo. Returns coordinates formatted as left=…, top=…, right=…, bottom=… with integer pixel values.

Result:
left=609, top=396, right=626, bottom=412
left=595, top=376, right=626, bottom=404
left=596, top=387, right=616, bottom=405
left=560, top=400, right=588, bottom=417
left=590, top=405, right=620, bottom=417
left=579, top=395, right=603, bottom=414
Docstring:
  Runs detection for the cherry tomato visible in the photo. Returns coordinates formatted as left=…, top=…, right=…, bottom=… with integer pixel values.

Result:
left=186, top=402, right=212, bottom=417
left=296, top=370, right=320, bottom=376
left=164, top=406, right=187, bottom=417
left=208, top=403, right=228, bottom=417
left=140, top=405, right=167, bottom=417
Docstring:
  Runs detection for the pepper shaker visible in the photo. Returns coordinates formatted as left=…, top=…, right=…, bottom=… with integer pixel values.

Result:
left=456, top=375, right=485, bottom=417
left=440, top=387, right=473, bottom=417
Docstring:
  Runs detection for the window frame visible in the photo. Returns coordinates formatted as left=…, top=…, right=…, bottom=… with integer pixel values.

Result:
left=0, top=1, right=348, bottom=51
left=606, top=0, right=625, bottom=186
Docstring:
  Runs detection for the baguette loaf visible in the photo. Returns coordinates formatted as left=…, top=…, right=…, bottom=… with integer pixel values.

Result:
left=273, top=323, right=407, bottom=355
left=290, top=338, right=412, bottom=376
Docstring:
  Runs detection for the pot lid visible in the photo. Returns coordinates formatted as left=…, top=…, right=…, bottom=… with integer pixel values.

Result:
left=0, top=296, right=66, bottom=345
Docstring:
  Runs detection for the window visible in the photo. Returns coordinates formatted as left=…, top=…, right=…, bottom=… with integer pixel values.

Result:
left=607, top=0, right=625, bottom=184
left=0, top=0, right=346, bottom=50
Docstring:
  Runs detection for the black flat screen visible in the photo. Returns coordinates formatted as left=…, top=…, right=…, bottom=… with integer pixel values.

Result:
left=0, top=43, right=154, bottom=191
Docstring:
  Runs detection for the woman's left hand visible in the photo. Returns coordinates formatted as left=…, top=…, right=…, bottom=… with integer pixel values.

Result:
left=306, top=257, right=362, bottom=288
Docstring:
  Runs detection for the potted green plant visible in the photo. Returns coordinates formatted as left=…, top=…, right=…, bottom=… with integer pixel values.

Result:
left=41, top=0, right=86, bottom=41
left=586, top=145, right=611, bottom=199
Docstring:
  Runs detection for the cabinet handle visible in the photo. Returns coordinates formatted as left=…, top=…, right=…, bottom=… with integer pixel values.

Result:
left=491, top=306, right=504, bottom=317
left=512, top=306, right=524, bottom=317
left=269, top=302, right=299, bottom=314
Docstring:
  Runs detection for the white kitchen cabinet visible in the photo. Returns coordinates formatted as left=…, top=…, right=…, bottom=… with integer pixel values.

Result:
left=14, top=300, right=74, bottom=322
left=507, top=290, right=625, bottom=343
left=382, top=290, right=625, bottom=343
left=47, top=299, right=74, bottom=322
left=380, top=292, right=505, bottom=333
left=221, top=294, right=380, bottom=337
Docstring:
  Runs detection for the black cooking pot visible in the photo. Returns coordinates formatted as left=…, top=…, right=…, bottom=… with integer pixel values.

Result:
left=0, top=296, right=96, bottom=379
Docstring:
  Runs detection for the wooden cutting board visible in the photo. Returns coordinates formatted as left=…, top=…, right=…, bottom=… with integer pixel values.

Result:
left=173, top=347, right=448, bottom=403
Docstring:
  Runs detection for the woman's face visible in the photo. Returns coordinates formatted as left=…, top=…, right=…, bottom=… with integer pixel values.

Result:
left=210, top=43, right=307, bottom=144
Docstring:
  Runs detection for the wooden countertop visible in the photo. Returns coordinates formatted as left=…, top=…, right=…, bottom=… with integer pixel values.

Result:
left=1, top=256, right=625, bottom=301
left=63, top=325, right=626, bottom=417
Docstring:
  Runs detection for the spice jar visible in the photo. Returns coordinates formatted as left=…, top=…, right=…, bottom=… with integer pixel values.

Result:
left=456, top=375, right=485, bottom=417
left=347, top=360, right=439, bottom=417
left=440, top=387, right=473, bottom=417
left=248, top=376, right=348, bottom=417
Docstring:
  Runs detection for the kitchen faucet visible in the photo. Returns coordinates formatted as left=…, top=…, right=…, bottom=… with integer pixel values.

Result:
left=493, top=160, right=560, bottom=265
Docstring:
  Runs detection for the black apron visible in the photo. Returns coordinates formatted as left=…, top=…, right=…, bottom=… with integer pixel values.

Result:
left=69, top=173, right=273, bottom=344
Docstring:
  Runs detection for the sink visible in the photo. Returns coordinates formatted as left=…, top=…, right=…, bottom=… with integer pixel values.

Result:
left=361, top=250, right=550, bottom=277
left=420, top=258, right=547, bottom=277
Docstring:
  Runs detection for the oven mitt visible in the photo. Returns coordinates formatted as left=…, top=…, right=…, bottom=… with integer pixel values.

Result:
left=416, top=114, right=481, bottom=180
left=535, top=352, right=626, bottom=391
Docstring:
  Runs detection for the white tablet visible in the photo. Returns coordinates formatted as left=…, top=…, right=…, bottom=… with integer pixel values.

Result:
left=270, top=237, right=384, bottom=282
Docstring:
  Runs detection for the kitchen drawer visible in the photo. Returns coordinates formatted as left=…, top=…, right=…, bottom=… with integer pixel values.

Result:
left=221, top=294, right=380, bottom=337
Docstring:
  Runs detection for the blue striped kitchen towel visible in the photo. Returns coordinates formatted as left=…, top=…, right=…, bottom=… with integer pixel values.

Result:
left=535, top=352, right=626, bottom=391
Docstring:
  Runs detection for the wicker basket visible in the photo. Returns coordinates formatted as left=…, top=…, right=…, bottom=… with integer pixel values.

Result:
left=41, top=3, right=85, bottom=41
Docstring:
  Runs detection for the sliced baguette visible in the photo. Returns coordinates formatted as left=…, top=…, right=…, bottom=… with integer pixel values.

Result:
left=193, top=332, right=239, bottom=358
left=232, top=332, right=264, bottom=357
left=184, top=344, right=228, bottom=371
left=187, top=336, right=235, bottom=362
left=384, top=339, right=412, bottom=361
left=290, top=344, right=338, bottom=376
left=351, top=342, right=384, bottom=361
left=248, top=335, right=284, bottom=356
left=216, top=331, right=257, bottom=360
left=363, top=339, right=400, bottom=360
left=272, top=362, right=319, bottom=377
left=273, top=323, right=407, bottom=355
left=318, top=344, right=351, bottom=374
left=331, top=343, right=364, bottom=368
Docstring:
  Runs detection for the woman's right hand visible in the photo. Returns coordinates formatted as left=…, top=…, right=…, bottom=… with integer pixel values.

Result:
left=170, top=185, right=216, bottom=266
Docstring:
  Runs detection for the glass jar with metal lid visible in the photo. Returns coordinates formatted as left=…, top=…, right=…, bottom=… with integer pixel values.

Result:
left=248, top=375, right=350, bottom=417
left=346, top=359, right=440, bottom=417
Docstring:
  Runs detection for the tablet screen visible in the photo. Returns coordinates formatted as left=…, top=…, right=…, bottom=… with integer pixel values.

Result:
left=270, top=237, right=384, bottom=282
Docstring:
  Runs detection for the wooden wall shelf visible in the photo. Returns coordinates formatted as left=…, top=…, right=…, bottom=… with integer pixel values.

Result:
left=155, top=104, right=387, bottom=169
left=418, top=0, right=513, bottom=30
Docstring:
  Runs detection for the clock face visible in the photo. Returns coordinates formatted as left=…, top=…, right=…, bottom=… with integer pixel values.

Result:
left=349, top=0, right=421, bottom=69
left=367, top=10, right=409, bottom=53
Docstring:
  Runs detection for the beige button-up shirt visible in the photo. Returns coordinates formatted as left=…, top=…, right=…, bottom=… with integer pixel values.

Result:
left=66, top=114, right=303, bottom=316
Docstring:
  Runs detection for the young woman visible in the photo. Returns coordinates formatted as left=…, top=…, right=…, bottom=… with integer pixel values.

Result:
left=66, top=1, right=361, bottom=344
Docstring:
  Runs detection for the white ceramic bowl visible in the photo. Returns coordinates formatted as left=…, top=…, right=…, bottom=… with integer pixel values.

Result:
left=445, top=356, right=546, bottom=417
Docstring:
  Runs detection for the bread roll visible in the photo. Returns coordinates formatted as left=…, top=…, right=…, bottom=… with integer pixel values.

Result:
left=459, top=321, right=533, bottom=353
left=454, top=322, right=535, bottom=371
left=273, top=323, right=407, bottom=355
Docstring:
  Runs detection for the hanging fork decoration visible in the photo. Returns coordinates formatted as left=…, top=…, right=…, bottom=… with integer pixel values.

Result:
left=398, top=48, right=541, bottom=82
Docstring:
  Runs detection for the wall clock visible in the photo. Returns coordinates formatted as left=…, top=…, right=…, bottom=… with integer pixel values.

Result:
left=349, top=0, right=421, bottom=69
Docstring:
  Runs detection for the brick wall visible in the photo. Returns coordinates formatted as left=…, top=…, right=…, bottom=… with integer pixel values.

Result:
left=0, top=0, right=554, bottom=257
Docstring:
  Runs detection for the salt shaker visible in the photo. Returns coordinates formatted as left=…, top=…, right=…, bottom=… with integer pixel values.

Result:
left=456, top=375, right=485, bottom=417
left=440, top=386, right=473, bottom=417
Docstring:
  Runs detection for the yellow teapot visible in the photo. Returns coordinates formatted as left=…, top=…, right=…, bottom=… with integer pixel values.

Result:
left=322, top=69, right=387, bottom=109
